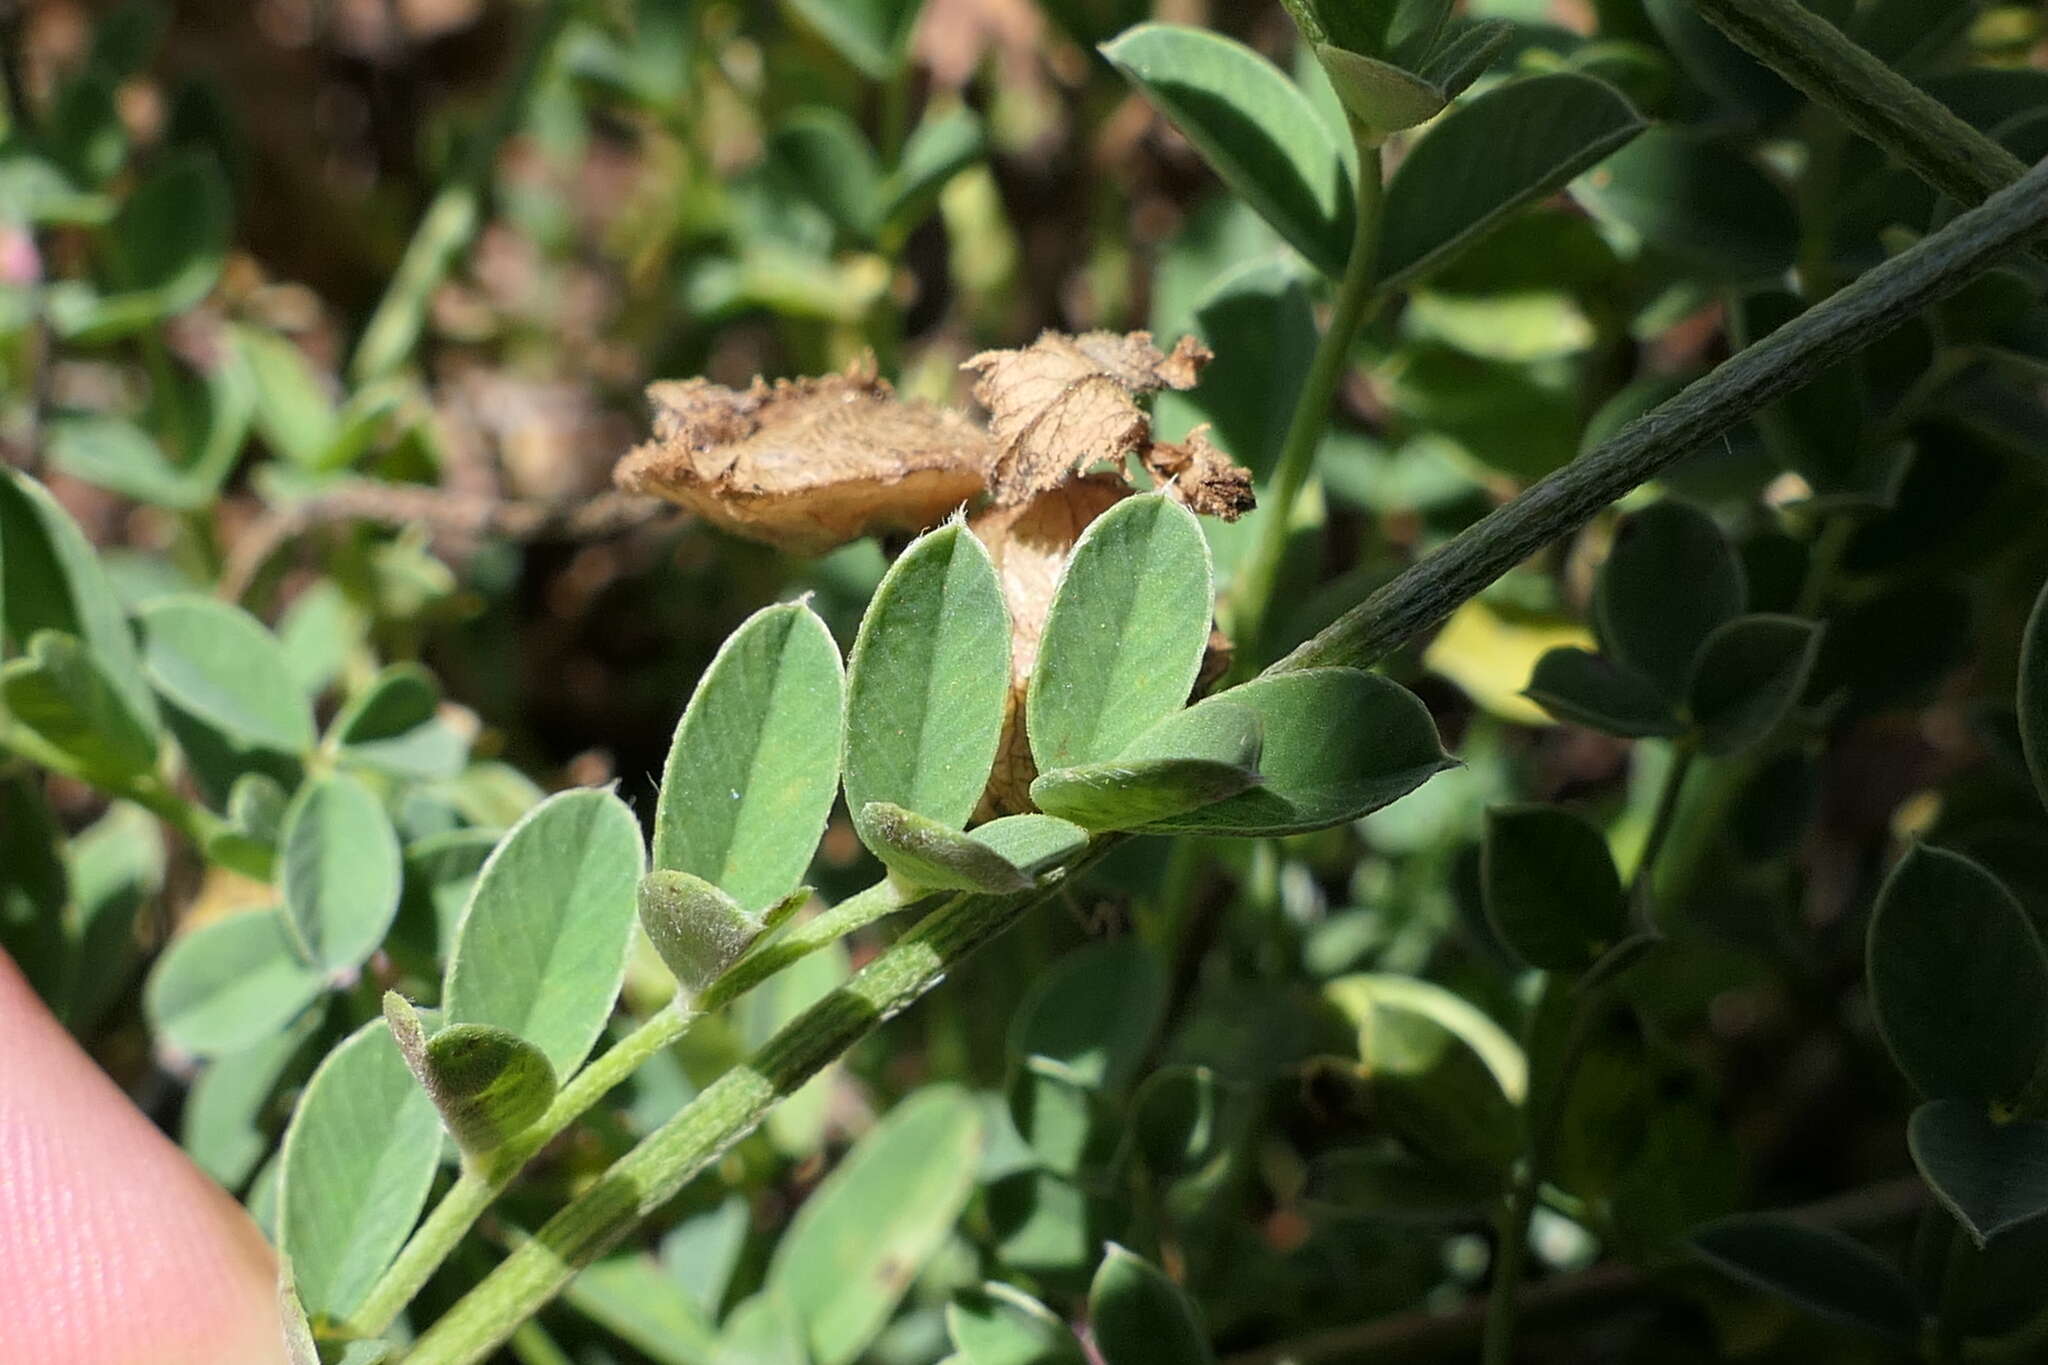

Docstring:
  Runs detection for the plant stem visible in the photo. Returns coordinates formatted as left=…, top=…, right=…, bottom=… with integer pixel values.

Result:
left=1231, top=140, right=1386, bottom=674
left=349, top=876, right=911, bottom=1336
left=1932, top=1224, right=1974, bottom=1364
left=1482, top=976, right=1603, bottom=1365
left=1693, top=0, right=2035, bottom=224
left=1271, top=154, right=2048, bottom=677
left=349, top=0, right=570, bottom=384
left=1627, top=740, right=1695, bottom=916
left=397, top=869, right=1091, bottom=1365
left=346, top=1000, right=700, bottom=1336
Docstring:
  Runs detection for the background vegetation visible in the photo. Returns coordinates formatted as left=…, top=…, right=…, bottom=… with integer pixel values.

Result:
left=5, top=0, right=2048, bottom=1362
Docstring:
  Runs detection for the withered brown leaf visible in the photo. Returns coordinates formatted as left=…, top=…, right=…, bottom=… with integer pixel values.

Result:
left=1141, top=424, right=1255, bottom=522
left=614, top=358, right=995, bottom=554
left=963, top=330, right=1212, bottom=505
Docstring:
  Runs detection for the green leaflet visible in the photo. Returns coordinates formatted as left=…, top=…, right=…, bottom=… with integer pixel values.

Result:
left=1136, top=669, right=1451, bottom=836
left=1685, top=614, right=1823, bottom=755
left=1482, top=804, right=1626, bottom=973
left=1867, top=845, right=2048, bottom=1107
left=0, top=631, right=159, bottom=787
left=1029, top=700, right=1263, bottom=831
left=1374, top=72, right=1645, bottom=290
left=278, top=1016, right=443, bottom=1324
left=444, top=788, right=646, bottom=1076
left=143, top=906, right=326, bottom=1057
left=1594, top=501, right=1745, bottom=700
left=765, top=1085, right=985, bottom=1365
left=1909, top=1100, right=2048, bottom=1248
left=279, top=772, right=403, bottom=972
left=1525, top=646, right=1681, bottom=737
left=0, top=470, right=158, bottom=730
left=654, top=601, right=844, bottom=913
left=1102, top=25, right=1355, bottom=276
left=1028, top=495, right=1215, bottom=772
left=844, top=523, right=1010, bottom=847
left=1087, top=1244, right=1213, bottom=1365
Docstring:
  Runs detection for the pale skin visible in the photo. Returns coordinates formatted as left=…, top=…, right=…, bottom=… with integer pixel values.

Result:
left=0, top=950, right=285, bottom=1365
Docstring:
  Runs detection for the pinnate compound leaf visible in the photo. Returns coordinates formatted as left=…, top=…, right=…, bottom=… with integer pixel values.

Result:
left=1088, top=1243, right=1213, bottom=1365
left=1686, top=614, right=1823, bottom=755
left=0, top=470, right=157, bottom=728
left=653, top=602, right=843, bottom=912
left=144, top=906, right=326, bottom=1057
left=280, top=773, right=403, bottom=971
left=766, top=1085, right=985, bottom=1365
left=141, top=597, right=315, bottom=757
left=1594, top=501, right=1744, bottom=699
left=1102, top=24, right=1355, bottom=276
left=1482, top=805, right=1626, bottom=972
left=1028, top=495, right=1214, bottom=772
left=639, top=869, right=764, bottom=995
left=0, top=632, right=159, bottom=785
left=1375, top=72, right=1644, bottom=291
left=846, top=523, right=1010, bottom=846
left=278, top=1017, right=442, bottom=1324
left=1691, top=1213, right=1919, bottom=1340
left=948, top=1282, right=1086, bottom=1365
left=1909, top=1100, right=2048, bottom=1248
left=861, top=801, right=1033, bottom=893
left=1137, top=670, right=1451, bottom=836
left=1867, top=845, right=2048, bottom=1106
left=2020, top=574, right=2048, bottom=812
left=565, top=1252, right=721, bottom=1365
left=445, top=788, right=646, bottom=1076
left=383, top=993, right=556, bottom=1157
left=1525, top=646, right=1680, bottom=737
left=1030, top=700, right=1262, bottom=830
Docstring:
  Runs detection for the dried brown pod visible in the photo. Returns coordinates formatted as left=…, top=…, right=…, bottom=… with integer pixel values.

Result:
left=963, top=330, right=1213, bottom=505
left=614, top=358, right=996, bottom=554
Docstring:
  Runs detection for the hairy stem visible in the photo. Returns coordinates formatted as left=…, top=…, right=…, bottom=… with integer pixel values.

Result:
left=397, top=871, right=1086, bottom=1365
left=345, top=1000, right=701, bottom=1337
left=1232, top=139, right=1386, bottom=672
left=349, top=0, right=570, bottom=384
left=1271, top=154, right=2048, bottom=676
left=1693, top=0, right=2033, bottom=218
left=347, top=879, right=909, bottom=1337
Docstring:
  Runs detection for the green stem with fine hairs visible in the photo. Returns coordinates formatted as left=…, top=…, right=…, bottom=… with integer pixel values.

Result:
left=1231, top=138, right=1387, bottom=674
left=1269, top=153, right=2048, bottom=678
left=344, top=878, right=910, bottom=1337
left=1693, top=0, right=2034, bottom=222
